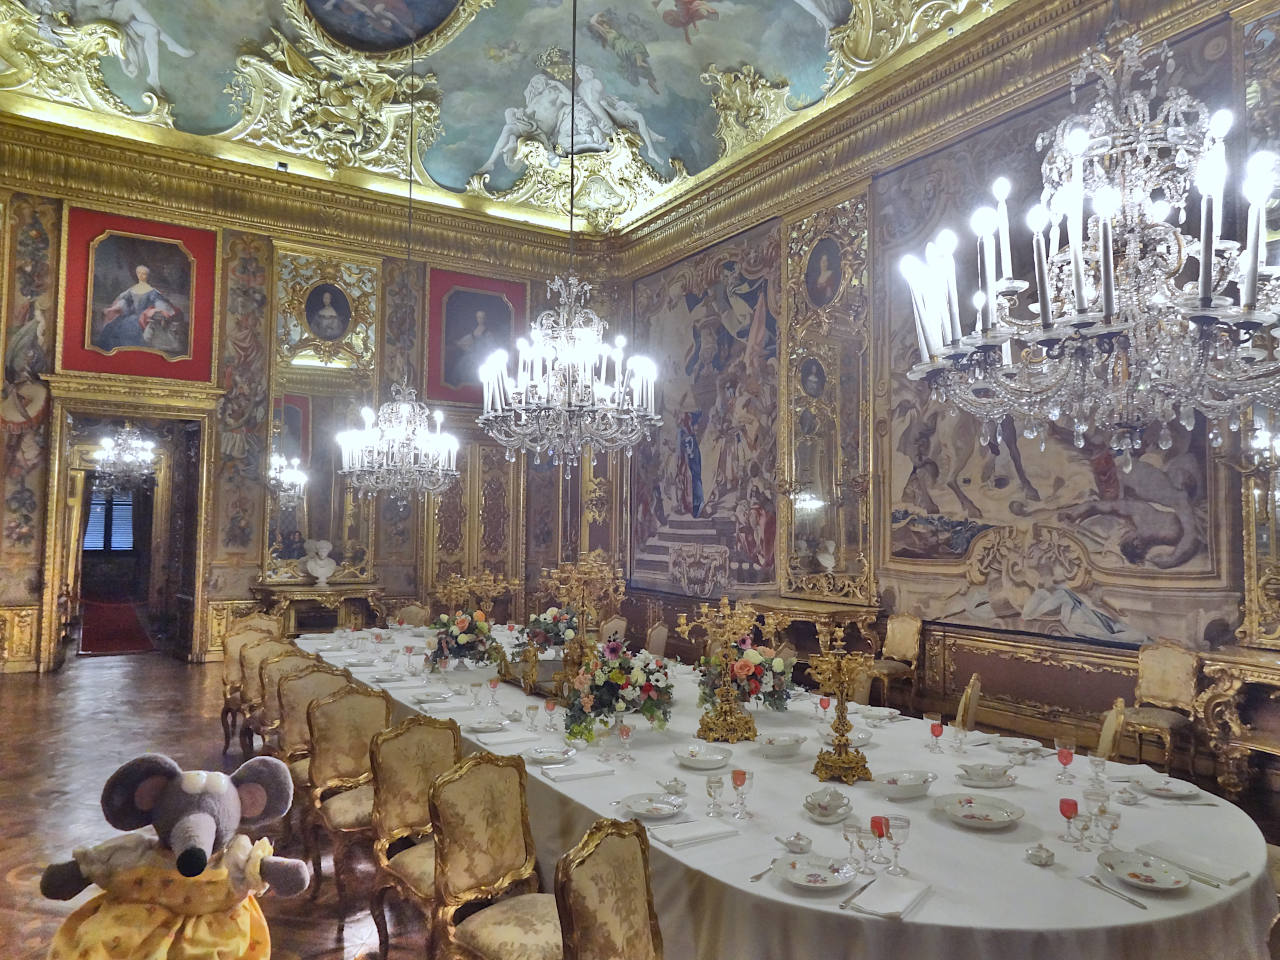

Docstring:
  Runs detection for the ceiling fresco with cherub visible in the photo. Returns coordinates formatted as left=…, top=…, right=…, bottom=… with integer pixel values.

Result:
left=0, top=0, right=992, bottom=228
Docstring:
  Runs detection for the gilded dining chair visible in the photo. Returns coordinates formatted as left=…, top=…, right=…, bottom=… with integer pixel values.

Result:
left=276, top=663, right=351, bottom=845
left=250, top=648, right=319, bottom=756
left=370, top=715, right=462, bottom=960
left=555, top=818, right=663, bottom=960
left=306, top=683, right=394, bottom=926
left=599, top=615, right=628, bottom=648
left=956, top=672, right=982, bottom=731
left=851, top=653, right=874, bottom=706
left=220, top=626, right=275, bottom=753
left=238, top=638, right=297, bottom=756
left=1096, top=697, right=1127, bottom=762
left=394, top=602, right=432, bottom=627
left=1125, top=641, right=1199, bottom=774
left=429, top=753, right=561, bottom=960
left=644, top=623, right=668, bottom=658
left=868, top=613, right=922, bottom=709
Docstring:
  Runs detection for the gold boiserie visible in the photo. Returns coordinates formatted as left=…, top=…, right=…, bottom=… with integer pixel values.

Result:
left=809, top=623, right=873, bottom=784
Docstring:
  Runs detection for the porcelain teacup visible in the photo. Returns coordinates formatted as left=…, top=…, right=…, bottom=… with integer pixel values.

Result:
left=958, top=763, right=1012, bottom=783
left=803, top=787, right=850, bottom=821
left=775, top=832, right=813, bottom=854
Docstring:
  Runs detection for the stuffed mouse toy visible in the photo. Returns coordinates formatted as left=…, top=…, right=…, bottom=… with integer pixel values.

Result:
left=41, top=753, right=310, bottom=960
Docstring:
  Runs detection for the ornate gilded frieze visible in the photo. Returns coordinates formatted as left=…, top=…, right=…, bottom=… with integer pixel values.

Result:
left=0, top=0, right=174, bottom=127
left=224, top=0, right=441, bottom=179
left=465, top=132, right=688, bottom=234
left=700, top=64, right=795, bottom=157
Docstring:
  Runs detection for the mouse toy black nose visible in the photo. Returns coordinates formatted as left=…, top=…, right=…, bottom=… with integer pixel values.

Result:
left=176, top=848, right=207, bottom=877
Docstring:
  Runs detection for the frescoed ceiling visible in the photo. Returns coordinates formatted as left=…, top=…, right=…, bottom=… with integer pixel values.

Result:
left=0, top=0, right=1001, bottom=231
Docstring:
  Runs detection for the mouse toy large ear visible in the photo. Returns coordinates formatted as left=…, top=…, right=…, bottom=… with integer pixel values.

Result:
left=230, top=756, right=293, bottom=829
left=102, top=754, right=182, bottom=830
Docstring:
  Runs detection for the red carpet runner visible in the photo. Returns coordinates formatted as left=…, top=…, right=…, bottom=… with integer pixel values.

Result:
left=80, top=600, right=152, bottom=655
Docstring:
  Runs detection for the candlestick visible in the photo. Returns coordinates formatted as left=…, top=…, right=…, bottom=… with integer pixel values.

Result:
left=971, top=206, right=999, bottom=333
left=900, top=255, right=939, bottom=361
left=1243, top=151, right=1278, bottom=310
left=1027, top=205, right=1054, bottom=329
left=936, top=229, right=963, bottom=342
left=1197, top=192, right=1215, bottom=308
left=993, top=177, right=1013, bottom=281
left=1094, top=186, right=1119, bottom=321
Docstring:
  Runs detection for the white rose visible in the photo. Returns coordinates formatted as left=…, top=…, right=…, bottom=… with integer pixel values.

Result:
left=743, top=649, right=763, bottom=666
left=615, top=701, right=625, bottom=712
left=629, top=668, right=644, bottom=685
left=547, top=606, right=559, bottom=616
left=773, top=657, right=785, bottom=673
left=424, top=636, right=439, bottom=652
left=541, top=614, right=552, bottom=623
left=564, top=629, right=575, bottom=640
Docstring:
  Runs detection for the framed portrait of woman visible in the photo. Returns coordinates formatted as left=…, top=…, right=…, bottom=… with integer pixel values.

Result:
left=804, top=236, right=842, bottom=308
left=302, top=282, right=353, bottom=342
left=428, top=268, right=527, bottom=405
left=60, top=208, right=217, bottom=384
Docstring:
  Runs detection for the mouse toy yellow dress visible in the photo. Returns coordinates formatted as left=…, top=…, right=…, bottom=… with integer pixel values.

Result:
left=48, top=833, right=273, bottom=960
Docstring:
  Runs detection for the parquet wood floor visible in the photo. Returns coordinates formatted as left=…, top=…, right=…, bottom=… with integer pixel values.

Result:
left=0, top=653, right=428, bottom=959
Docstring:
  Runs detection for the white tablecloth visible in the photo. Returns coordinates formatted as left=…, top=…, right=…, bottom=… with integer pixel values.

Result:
left=298, top=632, right=1275, bottom=960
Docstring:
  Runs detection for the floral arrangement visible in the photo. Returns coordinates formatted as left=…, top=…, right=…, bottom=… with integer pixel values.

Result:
left=517, top=605, right=579, bottom=650
left=564, top=641, right=674, bottom=740
left=430, top=609, right=499, bottom=665
left=698, top=633, right=796, bottom=711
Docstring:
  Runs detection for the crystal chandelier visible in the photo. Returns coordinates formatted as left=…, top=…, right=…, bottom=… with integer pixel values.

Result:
left=476, top=0, right=661, bottom=473
left=336, top=381, right=459, bottom=499
left=267, top=451, right=308, bottom=510
left=92, top=424, right=155, bottom=494
left=901, top=22, right=1280, bottom=471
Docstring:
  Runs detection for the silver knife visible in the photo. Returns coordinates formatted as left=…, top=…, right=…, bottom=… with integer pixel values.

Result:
left=1080, top=874, right=1147, bottom=909
left=839, top=876, right=877, bottom=909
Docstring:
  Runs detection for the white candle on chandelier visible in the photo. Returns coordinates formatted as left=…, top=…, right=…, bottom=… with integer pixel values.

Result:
left=1027, top=204, right=1055, bottom=329
left=992, top=177, right=1014, bottom=281
left=934, top=228, right=962, bottom=342
left=1196, top=122, right=1230, bottom=307
left=1065, top=128, right=1089, bottom=314
left=1242, top=151, right=1277, bottom=310
left=971, top=206, right=999, bottom=333
left=900, top=254, right=939, bottom=361
left=1094, top=185, right=1120, bottom=321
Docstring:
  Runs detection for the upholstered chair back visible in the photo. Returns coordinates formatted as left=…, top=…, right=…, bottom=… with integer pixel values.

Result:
left=1097, top=697, right=1127, bottom=761
left=277, top=664, right=350, bottom=758
left=851, top=653, right=874, bottom=705
left=430, top=754, right=536, bottom=900
left=222, top=627, right=274, bottom=691
left=394, top=603, right=431, bottom=627
left=882, top=613, right=923, bottom=664
left=239, top=638, right=296, bottom=707
left=957, top=672, right=982, bottom=730
left=556, top=819, right=663, bottom=960
left=1136, top=642, right=1198, bottom=711
left=372, top=715, right=462, bottom=843
left=600, top=615, right=628, bottom=647
left=307, top=684, right=393, bottom=789
left=258, top=650, right=318, bottom=729
left=645, top=623, right=668, bottom=657
left=230, top=611, right=283, bottom=637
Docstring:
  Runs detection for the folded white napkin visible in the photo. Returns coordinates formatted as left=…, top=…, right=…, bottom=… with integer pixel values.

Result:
left=650, top=821, right=739, bottom=848
left=475, top=731, right=542, bottom=748
left=1136, top=842, right=1249, bottom=885
left=543, top=760, right=616, bottom=782
left=849, top=875, right=931, bottom=918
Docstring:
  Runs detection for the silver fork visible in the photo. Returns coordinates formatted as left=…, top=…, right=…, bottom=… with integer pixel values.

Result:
left=748, top=858, right=779, bottom=882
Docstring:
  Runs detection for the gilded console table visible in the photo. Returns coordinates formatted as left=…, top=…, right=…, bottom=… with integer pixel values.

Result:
left=1195, top=646, right=1280, bottom=796
left=749, top=595, right=880, bottom=642
left=250, top=582, right=386, bottom=635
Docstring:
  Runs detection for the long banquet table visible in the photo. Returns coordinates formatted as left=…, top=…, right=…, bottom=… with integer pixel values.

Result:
left=297, top=629, right=1276, bottom=960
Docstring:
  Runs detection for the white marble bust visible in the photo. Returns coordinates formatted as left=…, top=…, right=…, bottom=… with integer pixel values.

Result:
left=303, top=539, right=337, bottom=586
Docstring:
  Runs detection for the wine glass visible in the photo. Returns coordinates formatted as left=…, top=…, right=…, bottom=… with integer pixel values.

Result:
left=819, top=696, right=832, bottom=724
left=617, top=723, right=635, bottom=764
left=885, top=815, right=911, bottom=877
left=1058, top=797, right=1079, bottom=843
left=706, top=775, right=725, bottom=818
left=486, top=675, right=501, bottom=715
left=1096, top=810, right=1121, bottom=850
left=525, top=705, right=540, bottom=732
left=469, top=682, right=483, bottom=710
left=869, top=815, right=891, bottom=864
left=1087, top=749, right=1107, bottom=788
left=952, top=726, right=968, bottom=755
left=544, top=698, right=558, bottom=733
left=731, top=769, right=754, bottom=820
left=925, top=712, right=943, bottom=753
left=1054, top=736, right=1076, bottom=784
left=851, top=824, right=878, bottom=875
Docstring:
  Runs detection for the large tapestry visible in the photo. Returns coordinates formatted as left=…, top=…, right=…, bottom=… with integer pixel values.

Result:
left=872, top=21, right=1239, bottom=648
left=631, top=220, right=781, bottom=597
left=0, top=194, right=58, bottom=605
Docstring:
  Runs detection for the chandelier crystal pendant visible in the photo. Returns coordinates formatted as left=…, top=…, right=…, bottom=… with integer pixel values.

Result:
left=92, top=424, right=156, bottom=494
left=901, top=22, right=1280, bottom=471
left=476, top=0, right=661, bottom=473
left=336, top=381, right=459, bottom=500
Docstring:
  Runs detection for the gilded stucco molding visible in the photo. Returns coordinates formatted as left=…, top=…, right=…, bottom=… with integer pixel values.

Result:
left=823, top=0, right=985, bottom=97
left=465, top=132, right=688, bottom=233
left=0, top=0, right=174, bottom=127
left=700, top=63, right=795, bottom=157
left=224, top=0, right=442, bottom=179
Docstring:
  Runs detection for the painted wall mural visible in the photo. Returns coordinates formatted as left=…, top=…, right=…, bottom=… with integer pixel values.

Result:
left=872, top=20, right=1240, bottom=649
left=631, top=219, right=780, bottom=598
left=0, top=194, right=57, bottom=604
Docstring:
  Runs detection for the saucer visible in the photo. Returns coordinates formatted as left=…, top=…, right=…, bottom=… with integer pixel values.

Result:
left=1098, top=850, right=1190, bottom=892
left=771, top=855, right=859, bottom=889
left=522, top=746, right=576, bottom=765
left=619, top=793, right=686, bottom=819
left=673, top=743, right=733, bottom=770
left=412, top=691, right=454, bottom=704
left=955, top=773, right=1018, bottom=789
left=934, top=793, right=1025, bottom=829
left=805, top=806, right=851, bottom=824
left=463, top=719, right=507, bottom=733
left=1132, top=775, right=1199, bottom=800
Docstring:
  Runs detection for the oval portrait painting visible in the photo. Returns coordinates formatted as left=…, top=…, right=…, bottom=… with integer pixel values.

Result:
left=303, top=283, right=353, bottom=342
left=304, top=0, right=465, bottom=52
left=799, top=357, right=827, bottom=399
left=804, top=236, right=841, bottom=308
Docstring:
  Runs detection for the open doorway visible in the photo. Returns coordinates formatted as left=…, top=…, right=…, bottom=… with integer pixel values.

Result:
left=79, top=481, right=154, bottom=654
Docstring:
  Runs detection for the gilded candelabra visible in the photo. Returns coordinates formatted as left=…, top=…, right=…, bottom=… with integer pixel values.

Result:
left=541, top=550, right=627, bottom=701
left=809, top=622, right=873, bottom=784
left=677, top=597, right=781, bottom=743
left=433, top=571, right=517, bottom=617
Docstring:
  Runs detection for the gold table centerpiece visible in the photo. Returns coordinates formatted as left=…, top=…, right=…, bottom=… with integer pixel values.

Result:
left=809, top=623, right=873, bottom=784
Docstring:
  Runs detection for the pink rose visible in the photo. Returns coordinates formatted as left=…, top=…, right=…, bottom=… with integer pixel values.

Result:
left=580, top=694, right=594, bottom=712
left=732, top=658, right=754, bottom=679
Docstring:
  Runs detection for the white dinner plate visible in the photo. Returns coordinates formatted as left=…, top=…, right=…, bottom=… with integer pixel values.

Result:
left=771, top=855, right=859, bottom=890
left=934, top=793, right=1025, bottom=829
left=955, top=774, right=1018, bottom=789
left=343, top=658, right=377, bottom=668
left=859, top=706, right=900, bottom=722
left=372, top=674, right=406, bottom=684
left=1132, top=775, right=1200, bottom=800
left=820, top=728, right=872, bottom=748
left=994, top=737, right=1042, bottom=754
left=411, top=691, right=453, bottom=704
left=619, top=793, right=686, bottom=819
left=673, top=743, right=733, bottom=770
left=464, top=719, right=507, bottom=733
left=1098, top=850, right=1190, bottom=891
left=522, top=745, right=577, bottom=765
